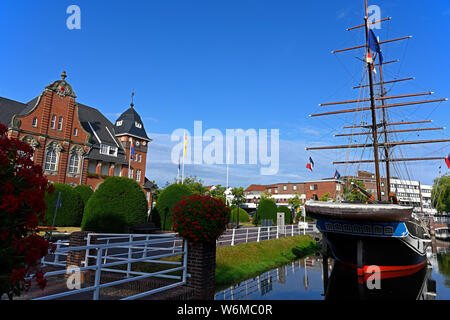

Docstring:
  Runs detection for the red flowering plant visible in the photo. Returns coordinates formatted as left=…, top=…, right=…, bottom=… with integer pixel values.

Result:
left=172, top=194, right=230, bottom=243
left=0, top=124, right=55, bottom=299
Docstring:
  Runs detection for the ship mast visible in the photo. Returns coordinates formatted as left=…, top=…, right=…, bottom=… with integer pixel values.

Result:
left=364, top=0, right=382, bottom=201
left=305, top=1, right=449, bottom=203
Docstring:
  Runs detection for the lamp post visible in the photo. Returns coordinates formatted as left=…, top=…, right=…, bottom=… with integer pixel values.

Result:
left=253, top=196, right=259, bottom=225
left=235, top=193, right=242, bottom=229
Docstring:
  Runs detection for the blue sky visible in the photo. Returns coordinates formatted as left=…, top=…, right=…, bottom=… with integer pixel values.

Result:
left=1, top=0, right=449, bottom=188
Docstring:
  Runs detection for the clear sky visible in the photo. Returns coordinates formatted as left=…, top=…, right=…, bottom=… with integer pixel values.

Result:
left=1, top=0, right=449, bottom=188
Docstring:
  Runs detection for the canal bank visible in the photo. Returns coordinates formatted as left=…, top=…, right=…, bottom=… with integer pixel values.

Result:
left=215, top=235, right=320, bottom=290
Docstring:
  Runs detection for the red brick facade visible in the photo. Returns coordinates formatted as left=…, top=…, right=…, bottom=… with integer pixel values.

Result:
left=2, top=72, right=154, bottom=208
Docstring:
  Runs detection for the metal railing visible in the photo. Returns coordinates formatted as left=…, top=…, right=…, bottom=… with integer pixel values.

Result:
left=216, top=223, right=316, bottom=247
left=34, top=233, right=187, bottom=300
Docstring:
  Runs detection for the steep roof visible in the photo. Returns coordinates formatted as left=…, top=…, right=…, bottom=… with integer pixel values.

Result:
left=0, top=97, right=28, bottom=126
left=114, top=106, right=150, bottom=141
left=77, top=103, right=129, bottom=164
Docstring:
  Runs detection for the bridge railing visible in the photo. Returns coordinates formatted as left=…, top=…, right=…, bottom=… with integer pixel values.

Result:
left=33, top=233, right=187, bottom=300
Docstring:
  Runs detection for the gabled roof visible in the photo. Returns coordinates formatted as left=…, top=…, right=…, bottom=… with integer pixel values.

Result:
left=114, top=106, right=150, bottom=141
left=77, top=103, right=129, bottom=164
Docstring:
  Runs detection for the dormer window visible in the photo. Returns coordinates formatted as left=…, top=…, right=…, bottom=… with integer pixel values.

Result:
left=116, top=120, right=123, bottom=126
left=99, top=144, right=118, bottom=157
left=135, top=121, right=142, bottom=128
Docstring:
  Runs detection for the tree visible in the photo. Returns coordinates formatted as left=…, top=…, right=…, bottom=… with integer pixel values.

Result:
left=208, top=184, right=227, bottom=203
left=255, top=199, right=278, bottom=225
left=230, top=207, right=250, bottom=223
left=73, top=184, right=94, bottom=207
left=43, top=183, right=84, bottom=227
left=155, top=183, right=193, bottom=230
left=319, top=192, right=332, bottom=202
left=177, top=176, right=208, bottom=194
left=260, top=190, right=273, bottom=201
left=344, top=179, right=368, bottom=202
left=0, top=124, right=54, bottom=299
left=81, top=177, right=148, bottom=233
left=231, top=187, right=245, bottom=207
left=432, top=175, right=450, bottom=213
left=288, top=193, right=302, bottom=222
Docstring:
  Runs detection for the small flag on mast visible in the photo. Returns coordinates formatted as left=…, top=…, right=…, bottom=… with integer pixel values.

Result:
left=368, top=29, right=384, bottom=65
left=306, top=157, right=314, bottom=172
left=130, top=139, right=135, bottom=160
left=445, top=153, right=450, bottom=169
left=334, top=170, right=341, bottom=180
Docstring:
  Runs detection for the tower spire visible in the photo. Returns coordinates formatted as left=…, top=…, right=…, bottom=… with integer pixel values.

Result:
left=130, top=91, right=135, bottom=108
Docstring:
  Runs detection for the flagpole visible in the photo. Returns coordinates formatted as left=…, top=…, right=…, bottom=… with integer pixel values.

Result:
left=182, top=131, right=186, bottom=184
left=128, top=137, right=132, bottom=179
left=226, top=150, right=229, bottom=189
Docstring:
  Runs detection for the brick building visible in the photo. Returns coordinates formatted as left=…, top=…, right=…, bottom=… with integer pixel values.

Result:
left=243, top=180, right=344, bottom=209
left=0, top=71, right=156, bottom=207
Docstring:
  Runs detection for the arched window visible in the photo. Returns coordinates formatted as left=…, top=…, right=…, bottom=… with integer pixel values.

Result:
left=68, top=154, right=80, bottom=174
left=44, top=149, right=58, bottom=171
left=44, top=141, right=63, bottom=173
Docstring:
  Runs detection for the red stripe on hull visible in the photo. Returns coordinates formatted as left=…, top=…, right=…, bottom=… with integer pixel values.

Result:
left=339, top=260, right=427, bottom=281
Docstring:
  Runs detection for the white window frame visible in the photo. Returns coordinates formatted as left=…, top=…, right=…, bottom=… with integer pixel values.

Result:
left=51, top=115, right=56, bottom=129
left=99, top=144, right=118, bottom=157
left=135, top=121, right=142, bottom=128
left=44, top=149, right=58, bottom=171
left=68, top=154, right=80, bottom=174
left=136, top=169, right=141, bottom=183
left=116, top=120, right=123, bottom=126
left=58, top=116, right=63, bottom=131
left=32, top=117, right=38, bottom=127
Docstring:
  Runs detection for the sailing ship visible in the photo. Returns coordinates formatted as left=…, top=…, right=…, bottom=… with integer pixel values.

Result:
left=305, top=0, right=449, bottom=281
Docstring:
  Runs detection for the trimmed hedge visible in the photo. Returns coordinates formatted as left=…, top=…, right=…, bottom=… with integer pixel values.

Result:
left=81, top=177, right=148, bottom=233
left=255, top=199, right=278, bottom=225
left=277, top=205, right=293, bottom=224
left=73, top=185, right=94, bottom=207
left=230, top=207, right=250, bottom=223
left=155, top=183, right=193, bottom=231
left=43, top=183, right=84, bottom=227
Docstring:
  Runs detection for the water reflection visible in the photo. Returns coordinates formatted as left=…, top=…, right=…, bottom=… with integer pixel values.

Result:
left=215, top=238, right=450, bottom=300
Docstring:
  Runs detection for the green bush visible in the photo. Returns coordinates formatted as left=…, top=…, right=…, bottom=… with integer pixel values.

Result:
left=155, top=183, right=193, bottom=231
left=230, top=207, right=250, bottom=223
left=81, top=177, right=148, bottom=233
left=255, top=199, right=278, bottom=225
left=73, top=185, right=94, bottom=207
left=277, top=205, right=293, bottom=224
left=43, top=183, right=84, bottom=227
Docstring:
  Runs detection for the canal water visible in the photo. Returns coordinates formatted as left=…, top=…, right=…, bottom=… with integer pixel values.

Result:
left=215, top=238, right=450, bottom=300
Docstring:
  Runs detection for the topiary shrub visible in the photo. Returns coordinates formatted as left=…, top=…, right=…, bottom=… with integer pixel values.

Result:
left=81, top=177, right=148, bottom=233
left=255, top=199, right=278, bottom=225
left=172, top=194, right=230, bottom=243
left=230, top=207, right=250, bottom=223
left=73, top=185, right=94, bottom=207
left=155, top=183, right=193, bottom=231
left=277, top=205, right=293, bottom=224
left=43, top=183, right=84, bottom=227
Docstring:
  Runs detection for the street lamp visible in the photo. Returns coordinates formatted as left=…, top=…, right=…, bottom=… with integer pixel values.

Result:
left=235, top=193, right=242, bottom=229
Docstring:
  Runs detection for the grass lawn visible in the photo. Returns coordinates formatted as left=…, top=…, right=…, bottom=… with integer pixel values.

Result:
left=37, top=226, right=81, bottom=237
left=215, top=235, right=320, bottom=289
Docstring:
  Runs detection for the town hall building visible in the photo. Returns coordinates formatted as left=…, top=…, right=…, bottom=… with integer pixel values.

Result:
left=0, top=71, right=156, bottom=206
